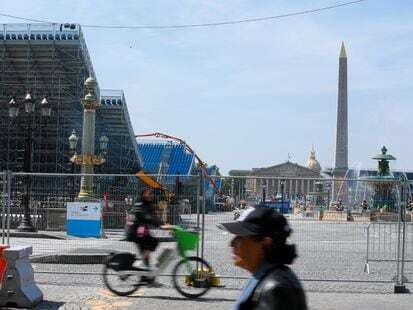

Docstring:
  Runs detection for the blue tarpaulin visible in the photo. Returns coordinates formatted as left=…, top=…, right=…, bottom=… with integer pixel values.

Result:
left=265, top=200, right=291, bottom=214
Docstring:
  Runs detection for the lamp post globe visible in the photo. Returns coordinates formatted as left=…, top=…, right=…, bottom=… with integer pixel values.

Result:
left=8, top=97, right=19, bottom=117
left=125, top=196, right=133, bottom=208
left=99, top=134, right=109, bottom=156
left=40, top=97, right=51, bottom=117
left=68, top=129, right=79, bottom=153
left=24, top=93, right=35, bottom=113
left=68, top=129, right=78, bottom=201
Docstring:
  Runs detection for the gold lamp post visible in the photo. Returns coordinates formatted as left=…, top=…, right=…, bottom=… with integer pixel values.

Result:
left=70, top=77, right=108, bottom=200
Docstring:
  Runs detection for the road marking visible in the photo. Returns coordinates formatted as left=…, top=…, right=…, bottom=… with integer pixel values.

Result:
left=85, top=299, right=115, bottom=309
left=97, top=289, right=144, bottom=298
left=112, top=301, right=133, bottom=307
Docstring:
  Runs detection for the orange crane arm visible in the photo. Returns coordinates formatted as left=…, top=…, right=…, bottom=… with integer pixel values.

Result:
left=135, top=170, right=174, bottom=200
left=135, top=132, right=223, bottom=197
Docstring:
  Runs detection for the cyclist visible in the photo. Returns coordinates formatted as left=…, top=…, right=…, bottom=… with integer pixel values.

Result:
left=125, top=188, right=171, bottom=279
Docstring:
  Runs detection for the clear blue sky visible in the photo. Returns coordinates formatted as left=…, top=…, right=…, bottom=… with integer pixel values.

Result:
left=1, top=1, right=412, bottom=174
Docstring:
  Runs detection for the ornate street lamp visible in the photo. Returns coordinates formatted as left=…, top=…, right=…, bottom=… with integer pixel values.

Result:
left=70, top=77, right=108, bottom=200
left=8, top=93, right=52, bottom=232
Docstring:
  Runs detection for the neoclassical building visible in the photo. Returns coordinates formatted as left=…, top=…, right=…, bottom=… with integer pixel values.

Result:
left=230, top=149, right=323, bottom=199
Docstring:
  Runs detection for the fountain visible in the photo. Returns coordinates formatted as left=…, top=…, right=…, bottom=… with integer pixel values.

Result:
left=322, top=147, right=399, bottom=222
left=307, top=181, right=329, bottom=219
left=361, top=146, right=398, bottom=220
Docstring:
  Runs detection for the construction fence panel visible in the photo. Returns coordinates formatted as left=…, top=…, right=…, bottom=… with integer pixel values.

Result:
left=4, top=172, right=413, bottom=288
left=7, top=172, right=202, bottom=263
left=1, top=171, right=9, bottom=245
left=200, top=176, right=412, bottom=288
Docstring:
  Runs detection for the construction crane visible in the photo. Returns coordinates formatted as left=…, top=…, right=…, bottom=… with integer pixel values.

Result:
left=135, top=132, right=223, bottom=197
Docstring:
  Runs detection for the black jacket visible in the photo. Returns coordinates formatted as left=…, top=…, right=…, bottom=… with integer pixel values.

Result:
left=125, top=202, right=162, bottom=240
left=239, top=265, right=307, bottom=310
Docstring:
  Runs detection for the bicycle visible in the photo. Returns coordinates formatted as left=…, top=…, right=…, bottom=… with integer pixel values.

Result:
left=102, top=225, right=214, bottom=298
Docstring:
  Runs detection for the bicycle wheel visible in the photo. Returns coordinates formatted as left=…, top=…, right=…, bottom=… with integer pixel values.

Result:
left=172, top=256, right=212, bottom=298
left=102, top=253, right=140, bottom=296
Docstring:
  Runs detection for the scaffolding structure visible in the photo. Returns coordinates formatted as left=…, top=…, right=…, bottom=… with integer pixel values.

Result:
left=0, top=23, right=140, bottom=177
left=0, top=23, right=94, bottom=174
left=96, top=89, right=141, bottom=174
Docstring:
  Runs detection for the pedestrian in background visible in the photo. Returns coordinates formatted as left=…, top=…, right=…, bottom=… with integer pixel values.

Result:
left=219, top=206, right=307, bottom=310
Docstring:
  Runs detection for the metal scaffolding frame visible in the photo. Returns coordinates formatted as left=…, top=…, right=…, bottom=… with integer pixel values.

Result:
left=96, top=89, right=141, bottom=174
left=0, top=23, right=140, bottom=179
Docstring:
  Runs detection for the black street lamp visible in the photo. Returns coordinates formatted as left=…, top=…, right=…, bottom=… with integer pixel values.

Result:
left=325, top=182, right=331, bottom=210
left=9, top=93, right=52, bottom=232
left=262, top=179, right=267, bottom=205
left=68, top=129, right=79, bottom=201
left=280, top=179, right=286, bottom=210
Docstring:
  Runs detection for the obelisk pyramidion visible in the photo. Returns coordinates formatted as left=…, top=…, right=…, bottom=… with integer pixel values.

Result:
left=332, top=42, right=348, bottom=203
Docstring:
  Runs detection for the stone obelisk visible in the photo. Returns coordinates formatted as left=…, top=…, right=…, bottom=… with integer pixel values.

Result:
left=332, top=42, right=348, bottom=204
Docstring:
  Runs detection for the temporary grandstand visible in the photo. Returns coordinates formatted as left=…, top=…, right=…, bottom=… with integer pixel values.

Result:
left=137, top=140, right=222, bottom=210
left=138, top=141, right=194, bottom=176
left=137, top=141, right=195, bottom=189
left=0, top=23, right=140, bottom=175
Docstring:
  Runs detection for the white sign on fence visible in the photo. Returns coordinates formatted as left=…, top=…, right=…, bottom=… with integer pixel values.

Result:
left=67, top=202, right=102, bottom=237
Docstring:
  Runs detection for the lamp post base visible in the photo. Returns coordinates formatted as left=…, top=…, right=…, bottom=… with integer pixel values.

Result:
left=78, top=189, right=92, bottom=200
left=16, top=220, right=37, bottom=232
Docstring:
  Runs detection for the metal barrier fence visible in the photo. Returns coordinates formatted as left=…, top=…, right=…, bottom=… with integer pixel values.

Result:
left=1, top=172, right=412, bottom=291
left=364, top=222, right=413, bottom=273
left=2, top=172, right=202, bottom=230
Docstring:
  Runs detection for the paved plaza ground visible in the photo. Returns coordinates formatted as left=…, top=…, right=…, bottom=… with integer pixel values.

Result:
left=2, top=212, right=413, bottom=308
left=4, top=282, right=413, bottom=309
left=8, top=212, right=412, bottom=284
